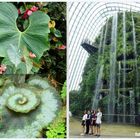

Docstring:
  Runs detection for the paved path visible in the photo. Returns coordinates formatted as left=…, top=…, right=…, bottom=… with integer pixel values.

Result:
left=69, top=117, right=140, bottom=138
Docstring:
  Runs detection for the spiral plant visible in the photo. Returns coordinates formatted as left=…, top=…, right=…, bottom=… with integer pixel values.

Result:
left=0, top=76, right=61, bottom=138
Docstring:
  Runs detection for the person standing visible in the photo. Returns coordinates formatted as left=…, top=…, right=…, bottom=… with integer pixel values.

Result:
left=89, top=110, right=94, bottom=135
left=92, top=110, right=97, bottom=135
left=95, top=108, right=102, bottom=137
left=85, top=110, right=91, bottom=134
left=80, top=110, right=87, bottom=135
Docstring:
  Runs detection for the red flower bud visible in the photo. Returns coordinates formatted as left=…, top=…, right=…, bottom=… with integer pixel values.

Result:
left=58, top=45, right=66, bottom=50
left=31, top=6, right=38, bottom=12
left=29, top=52, right=36, bottom=58
left=22, top=10, right=28, bottom=19
left=22, top=9, right=32, bottom=19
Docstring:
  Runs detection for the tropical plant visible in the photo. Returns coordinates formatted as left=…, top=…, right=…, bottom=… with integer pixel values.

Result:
left=46, top=107, right=66, bottom=138
left=0, top=75, right=61, bottom=138
left=45, top=81, right=66, bottom=138
left=0, top=3, right=50, bottom=74
left=0, top=2, right=66, bottom=79
left=60, top=81, right=66, bottom=103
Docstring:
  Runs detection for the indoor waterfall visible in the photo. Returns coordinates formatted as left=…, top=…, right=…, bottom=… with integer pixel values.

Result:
left=108, top=12, right=118, bottom=123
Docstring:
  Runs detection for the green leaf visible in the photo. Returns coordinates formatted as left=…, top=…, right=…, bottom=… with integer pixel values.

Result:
left=54, top=29, right=62, bottom=37
left=23, top=20, right=29, bottom=30
left=2, top=57, right=13, bottom=67
left=22, top=47, right=33, bottom=74
left=16, top=62, right=27, bottom=74
left=0, top=3, right=50, bottom=58
left=0, top=76, right=61, bottom=137
left=19, top=6, right=25, bottom=14
left=60, top=81, right=66, bottom=101
left=7, top=44, right=21, bottom=68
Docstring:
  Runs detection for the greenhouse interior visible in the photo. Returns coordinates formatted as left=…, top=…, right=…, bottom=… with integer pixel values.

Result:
left=69, top=1, right=140, bottom=137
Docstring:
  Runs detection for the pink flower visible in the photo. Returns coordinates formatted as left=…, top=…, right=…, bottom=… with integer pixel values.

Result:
left=27, top=10, right=32, bottom=16
left=22, top=9, right=32, bottom=19
left=29, top=52, right=36, bottom=58
left=31, top=6, right=38, bottom=12
left=22, top=6, right=38, bottom=20
left=1, top=64, right=7, bottom=72
left=0, top=64, right=7, bottom=74
left=58, top=45, right=66, bottom=50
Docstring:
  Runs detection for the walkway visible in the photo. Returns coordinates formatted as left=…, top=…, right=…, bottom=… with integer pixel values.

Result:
left=69, top=117, right=140, bottom=138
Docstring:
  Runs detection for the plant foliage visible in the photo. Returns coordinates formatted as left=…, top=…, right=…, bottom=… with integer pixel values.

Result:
left=70, top=12, right=140, bottom=121
left=0, top=76, right=61, bottom=138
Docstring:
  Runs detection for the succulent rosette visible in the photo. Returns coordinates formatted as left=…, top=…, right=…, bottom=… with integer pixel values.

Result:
left=0, top=76, right=61, bottom=138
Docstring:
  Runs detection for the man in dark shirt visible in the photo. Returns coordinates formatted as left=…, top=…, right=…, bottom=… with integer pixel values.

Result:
left=85, top=110, right=91, bottom=134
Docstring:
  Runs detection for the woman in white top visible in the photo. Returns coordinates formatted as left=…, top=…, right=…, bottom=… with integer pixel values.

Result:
left=80, top=110, right=87, bottom=135
left=95, top=108, right=102, bottom=137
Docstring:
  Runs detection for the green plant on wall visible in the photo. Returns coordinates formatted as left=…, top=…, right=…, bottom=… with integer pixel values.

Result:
left=69, top=53, right=98, bottom=114
left=70, top=11, right=140, bottom=119
left=60, top=81, right=66, bottom=103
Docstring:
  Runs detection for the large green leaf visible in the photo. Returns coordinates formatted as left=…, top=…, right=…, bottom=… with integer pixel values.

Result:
left=0, top=3, right=50, bottom=58
left=22, top=47, right=33, bottom=74
left=7, top=44, right=21, bottom=68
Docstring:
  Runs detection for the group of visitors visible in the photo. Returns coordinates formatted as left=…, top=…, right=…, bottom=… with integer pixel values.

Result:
left=81, top=108, right=102, bottom=137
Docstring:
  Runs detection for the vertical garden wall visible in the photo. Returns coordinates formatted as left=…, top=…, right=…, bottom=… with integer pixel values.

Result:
left=70, top=12, right=140, bottom=124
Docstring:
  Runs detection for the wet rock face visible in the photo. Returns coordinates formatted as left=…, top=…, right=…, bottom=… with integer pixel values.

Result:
left=0, top=76, right=61, bottom=138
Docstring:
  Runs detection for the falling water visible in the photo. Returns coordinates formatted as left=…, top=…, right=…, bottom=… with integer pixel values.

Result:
left=99, top=27, right=104, bottom=55
left=132, top=12, right=139, bottom=98
left=132, top=12, right=138, bottom=86
left=92, top=26, right=104, bottom=109
left=94, top=27, right=104, bottom=85
left=92, top=65, right=104, bottom=109
left=117, top=61, right=121, bottom=123
left=108, top=13, right=118, bottom=123
left=102, top=19, right=108, bottom=54
left=129, top=90, right=135, bottom=124
left=122, top=11, right=126, bottom=123
left=92, top=12, right=139, bottom=124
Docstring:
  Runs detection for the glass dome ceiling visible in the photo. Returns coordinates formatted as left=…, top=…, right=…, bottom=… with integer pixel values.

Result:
left=68, top=1, right=140, bottom=90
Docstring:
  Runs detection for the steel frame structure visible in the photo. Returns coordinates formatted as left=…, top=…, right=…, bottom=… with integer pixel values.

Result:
left=68, top=1, right=140, bottom=90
